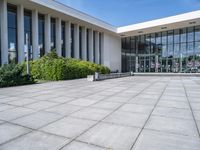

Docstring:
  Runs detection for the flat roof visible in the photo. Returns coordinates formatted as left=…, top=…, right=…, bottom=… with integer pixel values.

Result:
left=31, top=0, right=200, bottom=35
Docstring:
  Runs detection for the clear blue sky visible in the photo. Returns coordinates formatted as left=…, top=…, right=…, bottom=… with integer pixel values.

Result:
left=57, top=0, right=200, bottom=27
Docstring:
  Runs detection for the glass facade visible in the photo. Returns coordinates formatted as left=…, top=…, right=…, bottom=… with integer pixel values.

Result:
left=61, top=21, right=65, bottom=57
left=50, top=18, right=56, bottom=50
left=122, top=26, right=200, bottom=73
left=99, top=33, right=102, bottom=64
left=38, top=14, right=45, bottom=57
left=8, top=5, right=17, bottom=63
left=24, top=10, right=32, bottom=60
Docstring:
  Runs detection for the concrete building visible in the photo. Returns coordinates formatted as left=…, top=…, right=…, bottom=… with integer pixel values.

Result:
left=0, top=0, right=200, bottom=73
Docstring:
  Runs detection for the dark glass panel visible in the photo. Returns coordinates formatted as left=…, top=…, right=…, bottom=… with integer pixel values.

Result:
left=50, top=18, right=56, bottom=50
left=195, top=26, right=200, bottom=42
left=38, top=14, right=45, bottom=57
left=71, top=24, right=74, bottom=58
left=61, top=21, right=65, bottom=57
left=187, top=27, right=194, bottom=42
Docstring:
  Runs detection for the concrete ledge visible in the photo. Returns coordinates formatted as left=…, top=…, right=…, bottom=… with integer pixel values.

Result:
left=133, top=73, right=200, bottom=76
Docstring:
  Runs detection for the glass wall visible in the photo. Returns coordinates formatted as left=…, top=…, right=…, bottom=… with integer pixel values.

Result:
left=24, top=10, right=32, bottom=60
left=61, top=21, right=65, bottom=57
left=50, top=18, right=56, bottom=50
left=99, top=33, right=102, bottom=64
left=38, top=14, right=45, bottom=57
left=8, top=5, right=17, bottom=63
left=122, top=25, right=200, bottom=73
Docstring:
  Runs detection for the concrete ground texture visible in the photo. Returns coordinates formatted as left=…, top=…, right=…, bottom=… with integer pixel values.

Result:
left=0, top=76, right=200, bottom=150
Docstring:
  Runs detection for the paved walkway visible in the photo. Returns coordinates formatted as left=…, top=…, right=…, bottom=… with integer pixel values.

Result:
left=0, top=76, right=200, bottom=150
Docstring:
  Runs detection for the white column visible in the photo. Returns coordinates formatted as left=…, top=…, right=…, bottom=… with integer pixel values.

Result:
left=0, top=0, right=8, bottom=64
left=74, top=24, right=79, bottom=59
left=45, top=14, right=51, bottom=53
left=17, top=5, right=24, bottom=63
left=82, top=27, right=87, bottom=61
left=89, top=29, right=93, bottom=62
left=56, top=18, right=61, bottom=56
left=95, top=31, right=100, bottom=64
left=32, top=10, right=39, bottom=59
left=65, top=21, right=71, bottom=58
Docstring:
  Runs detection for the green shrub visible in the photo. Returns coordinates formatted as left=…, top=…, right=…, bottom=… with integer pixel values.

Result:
left=30, top=51, right=110, bottom=81
left=0, top=64, right=35, bottom=88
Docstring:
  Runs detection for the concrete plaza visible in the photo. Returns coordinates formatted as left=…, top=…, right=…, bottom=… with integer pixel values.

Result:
left=0, top=76, right=200, bottom=150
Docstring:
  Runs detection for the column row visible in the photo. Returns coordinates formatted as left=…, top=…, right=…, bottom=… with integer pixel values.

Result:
left=0, top=0, right=103, bottom=65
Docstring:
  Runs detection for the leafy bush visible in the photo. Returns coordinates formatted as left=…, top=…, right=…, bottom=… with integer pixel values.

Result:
left=0, top=64, right=35, bottom=88
left=30, top=50, right=110, bottom=81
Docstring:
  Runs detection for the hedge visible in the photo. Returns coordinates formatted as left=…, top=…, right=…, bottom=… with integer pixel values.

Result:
left=30, top=50, right=110, bottom=81
left=0, top=64, right=35, bottom=88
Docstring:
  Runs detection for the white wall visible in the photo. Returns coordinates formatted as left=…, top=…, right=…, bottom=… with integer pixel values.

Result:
left=102, top=33, right=121, bottom=72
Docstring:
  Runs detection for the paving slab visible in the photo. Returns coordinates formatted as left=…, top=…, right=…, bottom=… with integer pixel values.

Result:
left=11, top=111, right=62, bottom=129
left=152, top=107, right=193, bottom=120
left=68, top=99, right=99, bottom=107
left=78, top=122, right=141, bottom=150
left=40, top=117, right=97, bottom=138
left=157, top=101, right=190, bottom=109
left=119, top=103, right=154, bottom=114
left=0, top=104, right=16, bottom=112
left=0, top=107, right=35, bottom=121
left=0, top=123, right=31, bottom=145
left=45, top=104, right=82, bottom=116
left=70, top=107, right=111, bottom=121
left=25, top=101, right=59, bottom=111
left=0, top=131, right=70, bottom=150
left=145, top=116, right=199, bottom=137
left=103, top=111, right=148, bottom=128
left=91, top=101, right=122, bottom=110
left=132, top=129, right=200, bottom=150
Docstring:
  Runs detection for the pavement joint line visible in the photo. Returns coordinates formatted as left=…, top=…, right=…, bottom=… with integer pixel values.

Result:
left=58, top=78, right=162, bottom=150
left=129, top=77, right=170, bottom=150
left=181, top=77, right=200, bottom=139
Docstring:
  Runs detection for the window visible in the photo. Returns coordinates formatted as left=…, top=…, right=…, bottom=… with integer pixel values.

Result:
left=8, top=5, right=18, bottom=64
left=162, top=32, right=167, bottom=45
left=195, top=26, right=200, bottom=42
left=79, top=26, right=82, bottom=59
left=61, top=21, right=65, bottom=57
left=38, top=14, right=45, bottom=57
left=174, top=29, right=180, bottom=44
left=99, top=33, right=102, bottom=64
left=71, top=24, right=74, bottom=58
left=187, top=27, right=194, bottom=42
left=24, top=10, right=32, bottom=60
left=180, top=28, right=187, bottom=43
left=86, top=29, right=89, bottom=61
left=93, top=31, right=96, bottom=62
left=50, top=18, right=56, bottom=50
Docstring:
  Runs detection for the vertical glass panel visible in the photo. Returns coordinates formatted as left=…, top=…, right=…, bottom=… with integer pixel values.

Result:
left=180, top=28, right=187, bottom=43
left=24, top=10, right=32, bottom=60
left=8, top=5, right=17, bottom=63
left=61, top=21, right=65, bottom=57
left=174, top=29, right=180, bottom=44
left=86, top=29, right=89, bottom=61
left=50, top=18, right=56, bottom=50
left=71, top=24, right=74, bottom=58
left=195, top=26, right=200, bottom=41
left=187, top=42, right=194, bottom=56
left=79, top=27, right=82, bottom=59
left=38, top=14, right=45, bottom=57
left=162, top=31, right=167, bottom=45
left=187, top=27, right=194, bottom=42
left=168, top=30, right=173, bottom=45
left=195, top=42, right=200, bottom=54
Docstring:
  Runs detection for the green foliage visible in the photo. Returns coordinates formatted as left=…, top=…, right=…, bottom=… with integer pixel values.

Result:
left=0, top=64, right=35, bottom=88
left=30, top=51, right=110, bottom=81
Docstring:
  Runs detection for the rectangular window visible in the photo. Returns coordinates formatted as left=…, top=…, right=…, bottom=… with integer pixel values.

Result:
left=174, top=29, right=180, bottom=44
left=195, top=26, right=200, bottom=42
left=24, top=10, right=32, bottom=60
left=99, top=33, right=102, bottom=64
left=50, top=18, right=56, bottom=50
left=61, top=21, right=65, bottom=57
left=180, top=28, right=187, bottom=43
left=86, top=29, right=89, bottom=61
left=71, top=24, right=74, bottom=58
left=93, top=31, right=96, bottom=62
left=79, top=26, right=82, bottom=59
left=38, top=14, right=45, bottom=57
left=8, top=5, right=18, bottom=63
left=187, top=27, right=194, bottom=43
